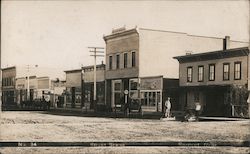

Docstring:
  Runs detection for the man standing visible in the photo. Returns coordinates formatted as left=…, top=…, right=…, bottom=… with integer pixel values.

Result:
left=165, top=97, right=171, bottom=118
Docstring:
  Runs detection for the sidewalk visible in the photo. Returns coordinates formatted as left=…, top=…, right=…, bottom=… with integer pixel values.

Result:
left=46, top=107, right=163, bottom=119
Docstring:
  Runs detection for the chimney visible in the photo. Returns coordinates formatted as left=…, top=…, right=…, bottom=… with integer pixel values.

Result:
left=223, top=36, right=230, bottom=50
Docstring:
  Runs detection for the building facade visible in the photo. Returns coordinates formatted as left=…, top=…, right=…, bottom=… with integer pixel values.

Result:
left=2, top=67, right=16, bottom=109
left=65, top=69, right=82, bottom=108
left=103, top=27, right=248, bottom=113
left=174, top=47, right=250, bottom=117
left=64, top=64, right=105, bottom=110
left=2, top=65, right=64, bottom=110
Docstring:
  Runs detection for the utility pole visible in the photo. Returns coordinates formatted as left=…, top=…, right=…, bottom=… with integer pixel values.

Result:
left=26, top=64, right=38, bottom=101
left=27, top=65, right=30, bottom=101
left=88, top=47, right=104, bottom=112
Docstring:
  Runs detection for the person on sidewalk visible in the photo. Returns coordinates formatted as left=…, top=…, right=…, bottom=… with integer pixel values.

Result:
left=195, top=102, right=201, bottom=121
left=165, top=97, right=171, bottom=118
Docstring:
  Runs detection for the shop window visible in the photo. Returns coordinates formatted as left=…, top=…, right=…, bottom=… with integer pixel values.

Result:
left=198, top=66, right=204, bottom=82
left=187, top=67, right=193, bottom=82
left=114, top=82, right=121, bottom=91
left=234, top=62, right=241, bottom=80
left=223, top=63, right=230, bottom=80
left=124, top=53, right=128, bottom=68
left=209, top=64, right=215, bottom=81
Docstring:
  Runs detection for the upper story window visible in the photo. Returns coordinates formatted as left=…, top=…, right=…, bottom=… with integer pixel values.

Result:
left=198, top=66, right=204, bottom=82
left=132, top=51, right=136, bottom=67
left=223, top=63, right=230, bottom=81
left=116, top=54, right=120, bottom=69
left=109, top=56, right=112, bottom=70
left=234, top=62, right=241, bottom=80
left=187, top=67, right=193, bottom=82
left=209, top=64, right=215, bottom=81
left=124, top=53, right=128, bottom=68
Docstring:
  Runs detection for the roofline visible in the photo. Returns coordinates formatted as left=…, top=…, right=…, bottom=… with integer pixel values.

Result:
left=64, top=69, right=82, bottom=73
left=2, top=66, right=16, bottom=71
left=103, top=28, right=138, bottom=41
left=139, top=28, right=187, bottom=35
left=173, top=47, right=249, bottom=60
left=37, top=76, right=49, bottom=79
left=82, top=64, right=106, bottom=69
left=188, top=34, right=249, bottom=43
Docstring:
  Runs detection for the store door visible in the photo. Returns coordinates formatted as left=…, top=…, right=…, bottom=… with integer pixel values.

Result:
left=112, top=80, right=122, bottom=109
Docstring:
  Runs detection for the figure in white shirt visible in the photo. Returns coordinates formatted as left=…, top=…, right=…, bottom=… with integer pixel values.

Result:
left=165, top=97, right=171, bottom=118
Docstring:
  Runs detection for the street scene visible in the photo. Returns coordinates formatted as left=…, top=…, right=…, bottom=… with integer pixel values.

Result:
left=1, top=0, right=250, bottom=153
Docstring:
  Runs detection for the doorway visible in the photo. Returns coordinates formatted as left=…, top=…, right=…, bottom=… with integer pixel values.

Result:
left=112, top=80, right=122, bottom=109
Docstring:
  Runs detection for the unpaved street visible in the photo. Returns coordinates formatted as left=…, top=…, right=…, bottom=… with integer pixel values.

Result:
left=0, top=111, right=250, bottom=153
left=1, top=111, right=249, bottom=142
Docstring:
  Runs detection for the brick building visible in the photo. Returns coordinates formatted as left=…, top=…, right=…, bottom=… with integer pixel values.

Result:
left=174, top=47, right=249, bottom=117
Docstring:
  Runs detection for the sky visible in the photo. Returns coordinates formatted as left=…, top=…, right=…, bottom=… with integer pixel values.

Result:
left=1, top=0, right=249, bottom=75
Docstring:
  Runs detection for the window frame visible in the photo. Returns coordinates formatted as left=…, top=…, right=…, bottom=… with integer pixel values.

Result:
left=223, top=63, right=230, bottom=81
left=132, top=51, right=136, bottom=67
left=116, top=54, right=120, bottom=69
left=234, top=61, right=241, bottom=80
left=208, top=64, right=215, bottom=81
left=124, top=52, right=128, bottom=68
left=109, top=55, right=113, bottom=70
left=187, top=66, right=193, bottom=82
left=198, top=65, right=204, bottom=82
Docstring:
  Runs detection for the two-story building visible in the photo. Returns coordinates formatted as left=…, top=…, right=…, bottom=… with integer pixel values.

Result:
left=103, top=27, right=248, bottom=114
left=174, top=47, right=249, bottom=117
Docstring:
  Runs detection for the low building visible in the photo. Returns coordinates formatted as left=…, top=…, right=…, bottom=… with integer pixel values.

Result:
left=82, top=64, right=105, bottom=110
left=2, top=65, right=64, bottom=110
left=64, top=69, right=82, bottom=108
left=64, top=64, right=105, bottom=110
left=174, top=47, right=249, bottom=117
left=51, top=79, right=66, bottom=108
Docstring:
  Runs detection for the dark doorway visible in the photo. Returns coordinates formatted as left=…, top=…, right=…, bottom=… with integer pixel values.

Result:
left=203, top=87, right=226, bottom=116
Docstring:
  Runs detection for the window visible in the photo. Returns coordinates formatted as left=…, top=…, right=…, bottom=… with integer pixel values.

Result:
left=109, top=56, right=112, bottom=70
left=116, top=54, right=120, bottom=69
left=209, top=64, right=215, bottom=81
left=187, top=67, right=193, bottom=82
left=198, top=66, right=204, bottom=82
left=114, top=82, right=121, bottom=91
left=234, top=62, right=241, bottom=80
left=130, top=79, right=138, bottom=90
left=132, top=51, right=136, bottom=67
left=223, top=63, right=230, bottom=80
left=124, top=53, right=128, bottom=68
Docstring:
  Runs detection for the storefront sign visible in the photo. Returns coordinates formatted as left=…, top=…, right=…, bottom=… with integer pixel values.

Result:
left=140, top=77, right=162, bottom=90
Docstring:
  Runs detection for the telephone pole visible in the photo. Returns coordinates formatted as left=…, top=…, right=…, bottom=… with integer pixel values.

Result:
left=88, top=47, right=104, bottom=112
